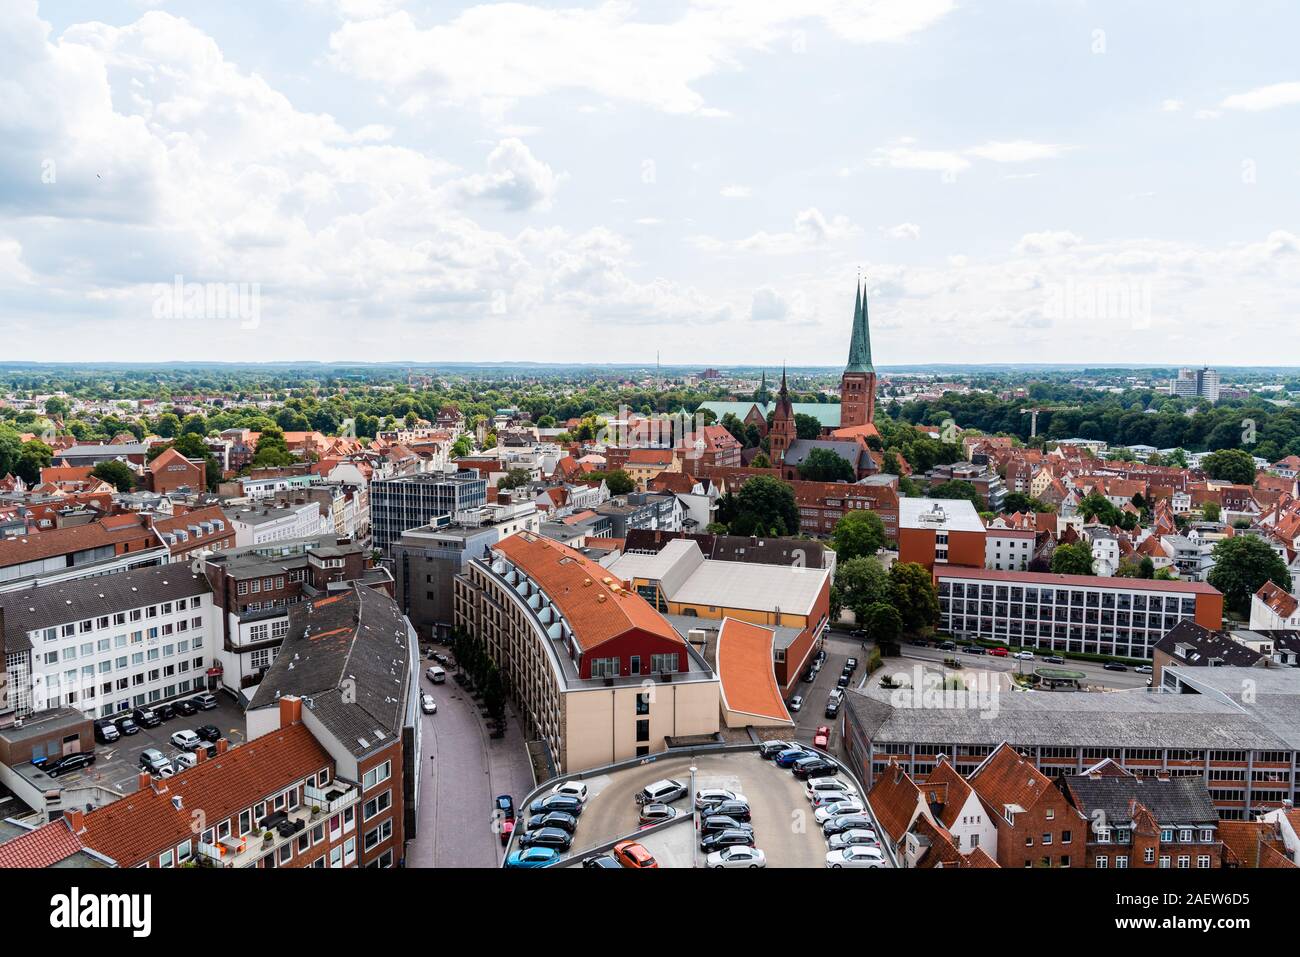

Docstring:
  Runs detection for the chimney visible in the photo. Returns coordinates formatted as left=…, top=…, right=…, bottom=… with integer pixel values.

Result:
left=216, top=738, right=230, bottom=755
left=279, top=694, right=303, bottom=728
left=138, top=771, right=152, bottom=790
left=194, top=746, right=207, bottom=764
left=65, top=808, right=85, bottom=833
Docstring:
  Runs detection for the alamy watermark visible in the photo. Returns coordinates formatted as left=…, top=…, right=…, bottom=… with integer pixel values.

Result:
left=152, top=275, right=260, bottom=329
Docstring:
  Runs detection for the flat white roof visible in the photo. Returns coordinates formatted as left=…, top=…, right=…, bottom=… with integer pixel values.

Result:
left=898, top=496, right=985, bottom=533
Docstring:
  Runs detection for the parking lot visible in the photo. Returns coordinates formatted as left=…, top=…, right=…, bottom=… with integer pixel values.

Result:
left=790, top=632, right=864, bottom=750
left=50, top=692, right=247, bottom=795
left=543, top=749, right=880, bottom=868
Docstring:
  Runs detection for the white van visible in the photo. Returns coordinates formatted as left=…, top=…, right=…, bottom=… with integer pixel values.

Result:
left=426, top=666, right=446, bottom=684
left=635, top=778, right=687, bottom=806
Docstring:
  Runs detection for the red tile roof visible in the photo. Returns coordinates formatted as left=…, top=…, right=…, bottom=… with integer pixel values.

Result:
left=868, top=760, right=923, bottom=844
left=0, top=819, right=86, bottom=868
left=1256, top=580, right=1298, bottom=619
left=75, top=723, right=330, bottom=868
left=492, top=532, right=684, bottom=654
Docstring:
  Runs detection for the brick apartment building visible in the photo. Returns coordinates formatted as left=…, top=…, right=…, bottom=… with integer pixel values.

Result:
left=898, top=497, right=986, bottom=572
left=146, top=447, right=206, bottom=494
left=967, top=743, right=1087, bottom=868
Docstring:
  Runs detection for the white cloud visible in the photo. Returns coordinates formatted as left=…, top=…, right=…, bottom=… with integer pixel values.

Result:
left=327, top=1, right=955, bottom=117
left=720, top=184, right=752, bottom=199
left=690, top=207, right=859, bottom=255
left=868, top=137, right=1069, bottom=176
left=451, top=138, right=563, bottom=211
left=1221, top=81, right=1300, bottom=112
left=965, top=140, right=1071, bottom=163
left=881, top=222, right=921, bottom=240
left=1160, top=98, right=1184, bottom=112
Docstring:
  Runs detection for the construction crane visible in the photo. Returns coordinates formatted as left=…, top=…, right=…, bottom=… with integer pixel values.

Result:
left=1019, top=405, right=1081, bottom=438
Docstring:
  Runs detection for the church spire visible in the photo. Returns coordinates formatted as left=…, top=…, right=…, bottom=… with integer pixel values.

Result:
left=845, top=277, right=874, bottom=374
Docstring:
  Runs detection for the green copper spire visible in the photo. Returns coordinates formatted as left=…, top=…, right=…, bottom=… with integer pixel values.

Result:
left=845, top=278, right=874, bottom=374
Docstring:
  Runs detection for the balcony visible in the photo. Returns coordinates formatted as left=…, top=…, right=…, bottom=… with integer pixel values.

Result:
left=194, top=780, right=358, bottom=868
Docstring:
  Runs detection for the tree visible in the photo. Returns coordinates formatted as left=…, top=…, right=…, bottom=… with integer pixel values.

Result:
left=830, top=510, right=887, bottom=562
left=861, top=602, right=903, bottom=646
left=92, top=460, right=137, bottom=492
left=798, top=447, right=855, bottom=483
left=154, top=412, right=181, bottom=438
left=1207, top=536, right=1291, bottom=615
left=250, top=426, right=297, bottom=469
left=889, top=562, right=939, bottom=633
left=793, top=413, right=822, bottom=440
left=1051, top=542, right=1095, bottom=576
left=1002, top=491, right=1052, bottom=514
left=750, top=452, right=771, bottom=469
left=588, top=468, right=635, bottom=495
left=1076, top=491, right=1121, bottom=526
left=721, top=475, right=799, bottom=536
left=15, top=440, right=52, bottom=485
left=928, top=480, right=984, bottom=511
left=498, top=468, right=531, bottom=491
left=834, top=557, right=892, bottom=623
left=1202, top=501, right=1222, bottom=523
left=450, top=434, right=473, bottom=458
left=1116, top=556, right=1155, bottom=579
left=1201, top=448, right=1255, bottom=485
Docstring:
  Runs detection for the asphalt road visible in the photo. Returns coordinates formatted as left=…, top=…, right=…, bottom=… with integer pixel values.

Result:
left=409, top=667, right=535, bottom=869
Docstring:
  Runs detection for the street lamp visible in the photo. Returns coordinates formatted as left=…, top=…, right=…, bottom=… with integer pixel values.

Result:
left=689, top=765, right=698, bottom=869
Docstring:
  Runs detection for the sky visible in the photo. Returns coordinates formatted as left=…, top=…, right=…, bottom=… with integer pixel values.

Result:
left=1, top=0, right=1298, bottom=366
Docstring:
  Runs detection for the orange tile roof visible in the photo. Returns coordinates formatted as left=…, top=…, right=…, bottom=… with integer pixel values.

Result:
left=921, top=758, right=975, bottom=831
left=968, top=742, right=1058, bottom=815
left=1256, top=580, right=1298, bottom=619
left=868, top=760, right=923, bottom=844
left=715, top=618, right=793, bottom=725
left=492, top=532, right=684, bottom=654
left=76, top=723, right=330, bottom=868
left=0, top=819, right=86, bottom=868
left=1218, top=820, right=1296, bottom=868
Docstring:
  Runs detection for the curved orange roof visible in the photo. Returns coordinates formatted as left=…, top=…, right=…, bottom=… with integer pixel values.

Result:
left=715, top=617, right=793, bottom=725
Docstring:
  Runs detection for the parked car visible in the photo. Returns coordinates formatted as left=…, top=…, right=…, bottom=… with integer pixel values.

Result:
left=170, top=729, right=201, bottom=751
left=505, top=847, right=559, bottom=868
left=814, top=799, right=865, bottom=824
left=823, top=813, right=874, bottom=836
left=813, top=725, right=831, bottom=748
left=1135, top=665, right=1153, bottom=674
left=1013, top=651, right=1035, bottom=660
left=172, top=699, right=197, bottom=716
left=988, top=647, right=1009, bottom=658
left=964, top=645, right=986, bottom=656
left=845, top=656, right=859, bottom=672
left=635, top=778, right=686, bottom=806
left=824, top=697, right=842, bottom=719
left=93, top=719, right=120, bottom=744
left=827, top=828, right=880, bottom=851
left=44, top=751, right=95, bottom=777
left=775, top=747, right=811, bottom=768
left=114, top=716, right=140, bottom=736
left=757, top=740, right=793, bottom=760
left=526, top=811, right=578, bottom=834
left=938, top=641, right=956, bottom=651
left=1043, top=654, right=1065, bottom=665
left=189, top=693, right=218, bottom=711
left=815, top=649, right=827, bottom=664
left=612, top=840, right=658, bottom=868
left=550, top=781, right=589, bottom=804
left=529, top=794, right=583, bottom=817
left=638, top=803, right=679, bottom=826
left=704, top=800, right=752, bottom=822
left=195, top=724, right=222, bottom=742
left=518, top=826, right=572, bottom=851
left=421, top=694, right=437, bottom=714
left=153, top=703, right=176, bottom=721
left=806, top=777, right=855, bottom=802
left=432, top=652, right=450, bottom=666
left=788, top=694, right=804, bottom=713
left=695, top=788, right=747, bottom=810
left=812, top=788, right=859, bottom=809
left=139, top=748, right=173, bottom=776
left=425, top=666, right=447, bottom=683
left=826, top=845, right=887, bottom=868
left=835, top=673, right=850, bottom=688
left=174, top=751, right=200, bottom=770
left=1103, top=661, right=1128, bottom=672
left=700, top=828, right=756, bottom=853
left=495, top=794, right=516, bottom=822
left=581, top=854, right=622, bottom=869
left=131, top=707, right=162, bottom=728
left=700, top=815, right=753, bottom=836
left=803, top=667, right=817, bottom=683
left=706, top=846, right=766, bottom=869
left=792, top=757, right=839, bottom=780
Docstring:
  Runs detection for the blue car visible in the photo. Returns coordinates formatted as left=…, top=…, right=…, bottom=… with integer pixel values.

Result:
left=775, top=747, right=811, bottom=768
left=505, top=847, right=559, bottom=868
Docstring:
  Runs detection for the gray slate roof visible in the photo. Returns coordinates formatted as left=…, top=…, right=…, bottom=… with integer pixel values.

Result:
left=1064, top=774, right=1218, bottom=825
left=248, top=585, right=413, bottom=758
left=0, top=565, right=209, bottom=654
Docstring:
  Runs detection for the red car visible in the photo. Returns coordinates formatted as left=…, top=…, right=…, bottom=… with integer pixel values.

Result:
left=813, top=725, right=831, bottom=748
left=988, top=647, right=1009, bottom=657
left=612, top=840, right=658, bottom=869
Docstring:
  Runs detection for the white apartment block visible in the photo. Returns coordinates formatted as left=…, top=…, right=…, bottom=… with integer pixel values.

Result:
left=985, top=528, right=1035, bottom=572
left=226, top=501, right=332, bottom=547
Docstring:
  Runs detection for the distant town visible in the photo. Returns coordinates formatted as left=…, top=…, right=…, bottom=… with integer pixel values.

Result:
left=1, top=281, right=1298, bottom=874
